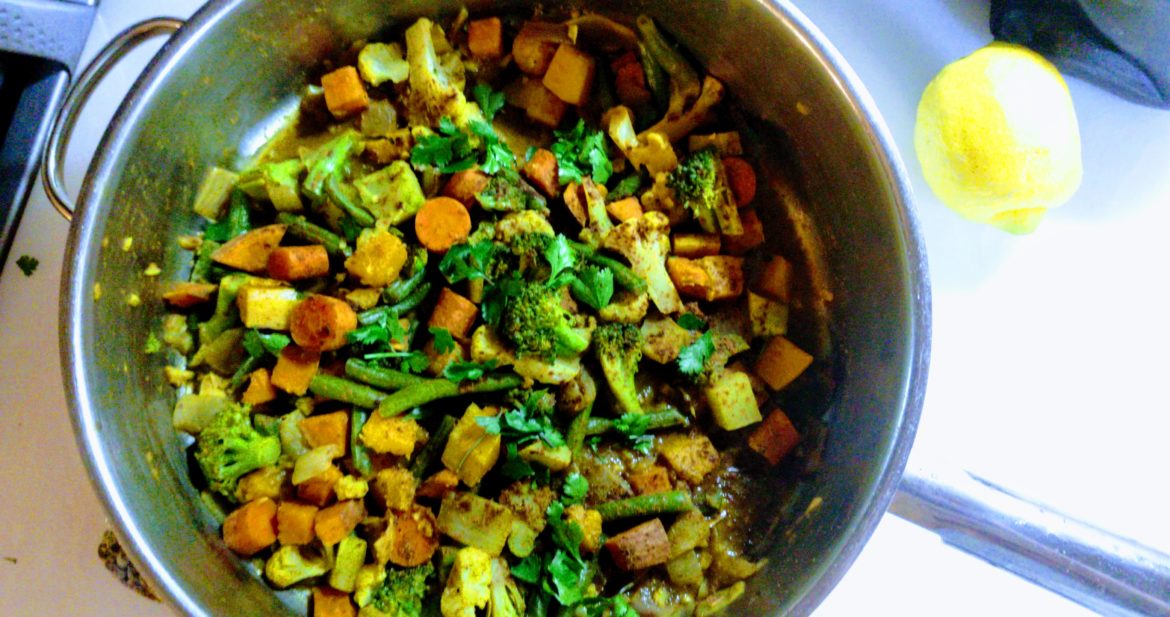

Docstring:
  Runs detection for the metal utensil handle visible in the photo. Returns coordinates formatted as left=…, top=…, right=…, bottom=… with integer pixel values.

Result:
left=41, top=17, right=183, bottom=222
left=893, top=466, right=1170, bottom=617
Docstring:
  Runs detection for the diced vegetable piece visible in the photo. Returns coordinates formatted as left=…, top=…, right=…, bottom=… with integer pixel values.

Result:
left=467, top=17, right=504, bottom=59
left=628, top=465, right=671, bottom=495
left=441, top=404, right=501, bottom=487
left=724, top=208, right=765, bottom=254
left=374, top=504, right=440, bottom=567
left=239, top=159, right=304, bottom=212
left=321, top=66, right=370, bottom=118
left=237, top=286, right=300, bottom=330
left=297, top=464, right=342, bottom=507
left=687, top=132, right=744, bottom=156
left=442, top=169, right=490, bottom=208
left=507, top=77, right=568, bottom=128
left=163, top=281, right=218, bottom=308
left=497, top=482, right=554, bottom=533
left=294, top=445, right=343, bottom=484
left=415, top=197, right=472, bottom=253
left=666, top=255, right=745, bottom=301
left=612, top=52, right=652, bottom=107
left=748, top=408, right=801, bottom=465
left=268, top=245, right=330, bottom=281
left=565, top=504, right=603, bottom=553
left=543, top=44, right=596, bottom=105
left=211, top=224, right=288, bottom=273
left=659, top=434, right=719, bottom=485
left=522, top=148, right=559, bottom=197
left=315, top=499, right=366, bottom=546
left=722, top=157, right=757, bottom=206
left=640, top=313, right=695, bottom=364
left=313, top=586, right=357, bottom=617
left=706, top=370, right=762, bottom=431
left=271, top=345, right=321, bottom=395
left=242, top=368, right=277, bottom=405
left=358, top=42, right=409, bottom=86
left=417, top=468, right=459, bottom=500
left=290, top=294, right=358, bottom=352
left=429, top=287, right=479, bottom=339
left=695, top=581, right=746, bottom=616
left=222, top=497, right=278, bottom=556
left=507, top=520, right=538, bottom=558
left=667, top=510, right=711, bottom=557
left=667, top=549, right=704, bottom=586
left=374, top=466, right=418, bottom=511
left=299, top=411, right=349, bottom=455
left=172, top=392, right=229, bottom=434
left=437, top=492, right=513, bottom=556
left=277, top=500, right=320, bottom=545
left=334, top=475, right=369, bottom=501
left=237, top=466, right=286, bottom=502
left=192, top=166, right=239, bottom=220
left=753, top=336, right=813, bottom=390
left=344, top=226, right=409, bottom=288
left=756, top=254, right=792, bottom=303
left=748, top=291, right=788, bottom=338
left=671, top=233, right=720, bottom=258
left=265, top=544, right=331, bottom=588
left=604, top=518, right=670, bottom=571
left=360, top=413, right=421, bottom=457
left=441, top=546, right=492, bottom=616
left=517, top=441, right=571, bottom=471
left=353, top=161, right=426, bottom=225
left=606, top=197, right=643, bottom=222
left=512, top=21, right=569, bottom=75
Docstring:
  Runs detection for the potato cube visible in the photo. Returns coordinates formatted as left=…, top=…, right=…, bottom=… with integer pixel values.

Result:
left=543, top=44, right=596, bottom=105
left=360, top=414, right=421, bottom=457
left=706, top=370, right=763, bottom=431
left=748, top=408, right=802, bottom=465
left=659, top=434, right=719, bottom=485
left=748, top=291, right=789, bottom=338
left=724, top=208, right=765, bottom=254
left=628, top=465, right=672, bottom=495
left=754, top=336, right=813, bottom=391
left=756, top=254, right=793, bottom=303
left=237, top=286, right=300, bottom=330
left=672, top=233, right=721, bottom=258
left=441, top=404, right=502, bottom=487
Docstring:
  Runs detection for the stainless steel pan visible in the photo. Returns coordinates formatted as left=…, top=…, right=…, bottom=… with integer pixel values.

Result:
left=45, top=0, right=1170, bottom=615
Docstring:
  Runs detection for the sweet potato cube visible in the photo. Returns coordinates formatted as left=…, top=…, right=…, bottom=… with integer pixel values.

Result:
left=723, top=209, right=765, bottom=255
left=756, top=255, right=793, bottom=303
left=211, top=224, right=287, bottom=273
left=277, top=500, right=319, bottom=545
left=360, top=414, right=420, bottom=457
left=299, top=411, right=349, bottom=455
left=659, top=434, right=719, bottom=485
left=270, top=345, right=320, bottom=395
left=163, top=282, right=217, bottom=308
left=315, top=499, right=366, bottom=546
left=628, top=465, right=672, bottom=495
left=313, top=587, right=356, bottom=617
left=667, top=256, right=745, bottom=302
left=605, top=518, right=670, bottom=571
left=522, top=148, right=560, bottom=197
left=441, top=404, right=501, bottom=487
left=416, top=468, right=460, bottom=500
left=297, top=465, right=343, bottom=507
left=321, top=66, right=369, bottom=118
left=606, top=197, right=643, bottom=223
left=242, top=368, right=278, bottom=406
left=543, top=44, right=595, bottom=105
left=428, top=287, right=479, bottom=339
left=442, top=169, right=490, bottom=208
left=672, top=233, right=721, bottom=258
left=374, top=467, right=418, bottom=512
left=748, top=408, right=802, bottom=465
left=468, top=17, right=504, bottom=59
left=753, top=336, right=813, bottom=391
left=222, top=497, right=278, bottom=556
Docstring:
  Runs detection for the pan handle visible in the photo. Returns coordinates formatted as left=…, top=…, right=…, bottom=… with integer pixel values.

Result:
left=893, top=465, right=1170, bottom=617
left=41, top=17, right=183, bottom=222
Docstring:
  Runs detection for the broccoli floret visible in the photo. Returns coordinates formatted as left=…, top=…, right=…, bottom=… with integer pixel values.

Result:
left=365, top=563, right=435, bottom=617
left=593, top=322, right=644, bottom=415
left=264, top=545, right=330, bottom=588
left=499, top=282, right=590, bottom=360
left=509, top=232, right=554, bottom=279
left=668, top=147, right=741, bottom=234
left=194, top=403, right=282, bottom=501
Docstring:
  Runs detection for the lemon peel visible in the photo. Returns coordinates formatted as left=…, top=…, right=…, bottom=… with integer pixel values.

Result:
left=915, top=42, right=1082, bottom=234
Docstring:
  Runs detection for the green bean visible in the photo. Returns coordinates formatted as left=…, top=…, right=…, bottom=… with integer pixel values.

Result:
left=595, top=490, right=694, bottom=522
left=224, top=189, right=253, bottom=238
left=566, top=404, right=594, bottom=461
left=345, top=358, right=426, bottom=391
left=351, top=409, right=372, bottom=477
left=384, top=259, right=428, bottom=304
left=325, top=175, right=376, bottom=228
left=410, top=414, right=456, bottom=478
left=565, top=239, right=647, bottom=293
left=308, top=374, right=390, bottom=408
left=635, top=16, right=700, bottom=105
left=276, top=212, right=350, bottom=257
left=390, top=280, right=433, bottom=314
left=637, top=41, right=670, bottom=112
left=189, top=239, right=220, bottom=283
left=357, top=305, right=394, bottom=327
left=228, top=354, right=262, bottom=391
left=376, top=373, right=524, bottom=417
left=594, top=61, right=617, bottom=111
left=585, top=409, right=687, bottom=436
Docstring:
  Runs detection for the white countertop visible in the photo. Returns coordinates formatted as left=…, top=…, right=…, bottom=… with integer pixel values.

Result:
left=2, top=0, right=1168, bottom=615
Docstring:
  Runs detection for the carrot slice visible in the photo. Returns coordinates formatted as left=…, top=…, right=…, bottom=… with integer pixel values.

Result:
left=414, top=197, right=471, bottom=253
left=290, top=295, right=358, bottom=352
left=222, top=497, right=278, bottom=556
left=268, top=245, right=330, bottom=281
left=722, top=157, right=757, bottom=206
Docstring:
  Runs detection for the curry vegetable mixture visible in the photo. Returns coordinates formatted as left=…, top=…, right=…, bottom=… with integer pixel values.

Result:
left=163, top=9, right=823, bottom=617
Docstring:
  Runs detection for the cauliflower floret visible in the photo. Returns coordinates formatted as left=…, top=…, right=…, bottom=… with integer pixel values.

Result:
left=603, top=212, right=684, bottom=314
left=441, top=547, right=492, bottom=617
left=494, top=210, right=555, bottom=244
left=598, top=290, right=649, bottom=324
left=604, top=106, right=678, bottom=176
left=641, top=75, right=726, bottom=143
left=405, top=18, right=482, bottom=128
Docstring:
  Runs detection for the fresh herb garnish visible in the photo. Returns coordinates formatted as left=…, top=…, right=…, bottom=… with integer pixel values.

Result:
left=473, top=83, right=506, bottom=121
left=442, top=359, right=497, bottom=383
left=570, top=266, right=614, bottom=310
left=511, top=553, right=542, bottom=584
left=677, top=313, right=707, bottom=331
left=243, top=329, right=291, bottom=358
left=15, top=255, right=38, bottom=277
left=410, top=117, right=477, bottom=173
left=428, top=326, right=456, bottom=354
left=544, top=234, right=578, bottom=280
left=500, top=442, right=536, bottom=480
left=562, top=472, right=589, bottom=505
left=677, top=330, right=715, bottom=376
left=551, top=119, right=612, bottom=185
left=438, top=240, right=498, bottom=284
left=613, top=413, right=655, bottom=454
left=144, top=332, right=162, bottom=354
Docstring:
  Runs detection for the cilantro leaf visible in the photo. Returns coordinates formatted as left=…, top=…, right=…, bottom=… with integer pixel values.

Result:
left=550, top=119, right=612, bottom=185
left=570, top=266, right=614, bottom=310
left=547, top=550, right=589, bottom=606
left=606, top=174, right=644, bottom=202
left=500, top=442, right=535, bottom=480
left=144, top=332, right=162, bottom=354
left=243, top=329, right=290, bottom=359
left=348, top=311, right=408, bottom=349
left=511, top=553, right=542, bottom=584
left=399, top=351, right=430, bottom=374
left=410, top=117, right=476, bottom=172
left=476, top=397, right=565, bottom=447
left=428, top=326, right=456, bottom=354
left=613, top=413, right=655, bottom=454
left=677, top=313, right=707, bottom=331
left=473, top=83, right=506, bottom=121
left=439, top=240, right=498, bottom=284
left=443, top=359, right=497, bottom=383
left=677, top=330, right=715, bottom=376
left=15, top=254, right=38, bottom=277
left=468, top=119, right=514, bottom=175
left=562, top=472, right=589, bottom=505
left=544, top=234, right=578, bottom=279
